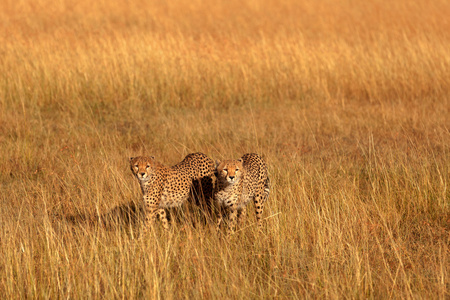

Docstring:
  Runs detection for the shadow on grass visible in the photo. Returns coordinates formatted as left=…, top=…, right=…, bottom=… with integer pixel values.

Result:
left=55, top=200, right=144, bottom=231
left=57, top=176, right=216, bottom=230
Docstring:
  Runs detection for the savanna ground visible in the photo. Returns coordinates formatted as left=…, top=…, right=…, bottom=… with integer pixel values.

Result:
left=1, top=0, right=449, bottom=298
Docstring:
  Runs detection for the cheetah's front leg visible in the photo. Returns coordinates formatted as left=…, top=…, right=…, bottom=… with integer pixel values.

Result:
left=157, top=208, right=169, bottom=230
left=142, top=195, right=159, bottom=234
left=237, top=207, right=247, bottom=225
left=143, top=196, right=170, bottom=231
left=216, top=205, right=226, bottom=231
left=224, top=195, right=240, bottom=234
left=227, top=208, right=238, bottom=235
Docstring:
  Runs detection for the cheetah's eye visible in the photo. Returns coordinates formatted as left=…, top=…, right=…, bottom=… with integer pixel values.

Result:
left=223, top=169, right=227, bottom=172
left=235, top=168, right=239, bottom=172
left=134, top=165, right=138, bottom=168
left=146, top=165, right=150, bottom=169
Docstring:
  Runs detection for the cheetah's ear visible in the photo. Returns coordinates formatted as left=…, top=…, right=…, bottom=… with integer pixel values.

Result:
left=214, top=160, right=220, bottom=175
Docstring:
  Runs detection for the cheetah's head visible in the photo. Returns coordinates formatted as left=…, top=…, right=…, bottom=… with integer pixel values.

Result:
left=129, top=156, right=156, bottom=182
left=215, top=159, right=243, bottom=184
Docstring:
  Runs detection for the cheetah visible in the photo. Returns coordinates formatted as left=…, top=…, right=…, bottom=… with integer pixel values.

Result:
left=214, top=153, right=270, bottom=233
left=130, top=152, right=214, bottom=232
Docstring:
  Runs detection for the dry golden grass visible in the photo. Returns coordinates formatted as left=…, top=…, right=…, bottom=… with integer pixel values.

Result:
left=1, top=0, right=449, bottom=298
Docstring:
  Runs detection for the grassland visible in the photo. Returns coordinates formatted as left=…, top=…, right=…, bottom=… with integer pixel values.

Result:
left=1, top=0, right=449, bottom=298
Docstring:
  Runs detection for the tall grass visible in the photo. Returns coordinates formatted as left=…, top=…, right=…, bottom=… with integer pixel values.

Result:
left=1, top=0, right=449, bottom=298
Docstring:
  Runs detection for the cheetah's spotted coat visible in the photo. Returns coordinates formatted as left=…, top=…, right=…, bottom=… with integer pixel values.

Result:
left=130, top=152, right=214, bottom=231
left=214, top=153, right=270, bottom=233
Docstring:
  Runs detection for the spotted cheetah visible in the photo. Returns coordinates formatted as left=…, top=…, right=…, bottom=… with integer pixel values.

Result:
left=130, top=152, right=214, bottom=232
left=214, top=153, right=270, bottom=233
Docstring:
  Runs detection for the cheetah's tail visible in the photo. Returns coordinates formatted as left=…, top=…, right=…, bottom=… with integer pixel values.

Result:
left=263, top=176, right=270, bottom=203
